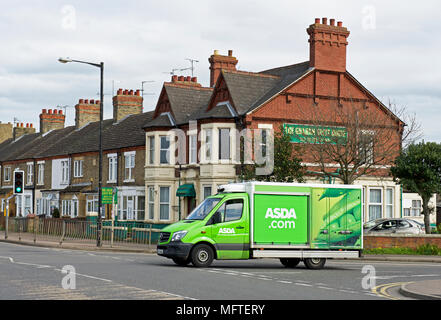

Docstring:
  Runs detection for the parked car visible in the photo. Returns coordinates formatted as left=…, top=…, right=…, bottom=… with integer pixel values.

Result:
left=363, top=218, right=424, bottom=235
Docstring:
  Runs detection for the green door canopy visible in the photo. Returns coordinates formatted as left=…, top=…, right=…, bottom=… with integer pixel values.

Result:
left=176, top=184, right=196, bottom=197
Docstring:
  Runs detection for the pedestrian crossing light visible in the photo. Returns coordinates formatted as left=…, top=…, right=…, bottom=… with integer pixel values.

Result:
left=13, top=171, right=24, bottom=194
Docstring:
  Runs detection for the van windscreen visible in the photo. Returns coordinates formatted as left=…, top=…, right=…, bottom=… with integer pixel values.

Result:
left=186, top=198, right=221, bottom=220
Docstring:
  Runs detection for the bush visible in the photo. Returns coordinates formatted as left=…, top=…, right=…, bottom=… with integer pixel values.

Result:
left=364, top=244, right=441, bottom=256
left=52, top=208, right=60, bottom=218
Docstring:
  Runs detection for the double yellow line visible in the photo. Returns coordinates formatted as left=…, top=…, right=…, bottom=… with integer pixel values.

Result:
left=371, top=282, right=414, bottom=300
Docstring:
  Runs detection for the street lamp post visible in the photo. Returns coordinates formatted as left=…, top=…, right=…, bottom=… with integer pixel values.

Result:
left=58, top=57, right=104, bottom=247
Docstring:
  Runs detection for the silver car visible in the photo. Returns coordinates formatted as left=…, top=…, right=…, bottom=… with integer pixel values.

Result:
left=363, top=218, right=424, bottom=235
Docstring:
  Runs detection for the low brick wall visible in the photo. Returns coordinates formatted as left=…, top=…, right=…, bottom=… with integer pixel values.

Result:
left=364, top=235, right=441, bottom=249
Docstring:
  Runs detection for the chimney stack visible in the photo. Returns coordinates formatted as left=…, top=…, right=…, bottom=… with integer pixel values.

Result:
left=75, top=99, right=100, bottom=129
left=40, top=108, right=66, bottom=134
left=13, top=122, right=36, bottom=140
left=0, top=122, right=13, bottom=144
left=169, top=75, right=202, bottom=87
left=307, top=18, right=350, bottom=72
left=208, top=49, right=238, bottom=87
left=112, top=88, right=143, bottom=122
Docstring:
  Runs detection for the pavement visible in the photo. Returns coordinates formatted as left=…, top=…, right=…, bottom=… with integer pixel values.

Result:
left=0, top=237, right=440, bottom=300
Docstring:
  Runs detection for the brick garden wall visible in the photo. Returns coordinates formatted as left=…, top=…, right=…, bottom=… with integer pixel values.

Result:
left=364, top=235, right=441, bottom=249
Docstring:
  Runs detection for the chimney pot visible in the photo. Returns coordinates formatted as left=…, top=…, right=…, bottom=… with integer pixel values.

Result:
left=117, top=88, right=123, bottom=95
left=186, top=76, right=191, bottom=82
left=58, top=110, right=63, bottom=114
left=95, top=100, right=100, bottom=105
left=21, top=123, right=24, bottom=127
left=42, top=109, right=47, bottom=114
left=330, top=19, right=335, bottom=26
left=84, top=99, right=89, bottom=104
left=337, top=21, right=343, bottom=27
left=26, top=123, right=29, bottom=128
left=135, top=89, right=140, bottom=96
left=48, top=109, right=52, bottom=114
left=178, top=76, right=184, bottom=81
left=228, top=50, right=233, bottom=56
left=79, top=99, right=84, bottom=104
left=315, top=18, right=320, bottom=24
left=123, top=89, right=128, bottom=95
left=90, top=99, right=95, bottom=104
left=322, top=17, right=327, bottom=25
left=30, top=124, right=33, bottom=128
left=191, top=77, right=197, bottom=83
left=214, top=50, right=219, bottom=55
left=129, top=90, right=133, bottom=95
left=172, top=75, right=178, bottom=82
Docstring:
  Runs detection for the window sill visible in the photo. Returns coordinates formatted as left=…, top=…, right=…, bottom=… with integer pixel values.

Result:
left=123, top=179, right=135, bottom=183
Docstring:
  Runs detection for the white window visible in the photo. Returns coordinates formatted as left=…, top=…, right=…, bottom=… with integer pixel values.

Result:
left=160, top=136, right=170, bottom=164
left=205, top=129, right=212, bottom=161
left=26, top=163, right=33, bottom=185
left=385, top=188, right=394, bottom=218
left=73, top=160, right=83, bottom=178
left=148, top=186, right=155, bottom=220
left=62, top=200, right=71, bottom=216
left=24, top=195, right=32, bottom=216
left=189, top=134, right=197, bottom=164
left=410, top=200, right=422, bottom=216
left=61, top=160, right=70, bottom=184
left=108, top=154, right=117, bottom=182
left=87, top=195, right=98, bottom=214
left=124, top=152, right=135, bottom=181
left=159, top=186, right=170, bottom=220
left=203, top=186, right=212, bottom=199
left=368, top=188, right=382, bottom=221
left=219, top=128, right=230, bottom=160
left=148, top=136, right=155, bottom=165
left=4, top=166, right=11, bottom=182
left=37, top=162, right=44, bottom=185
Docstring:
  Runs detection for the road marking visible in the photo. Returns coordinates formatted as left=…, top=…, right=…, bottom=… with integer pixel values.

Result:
left=371, top=282, right=414, bottom=300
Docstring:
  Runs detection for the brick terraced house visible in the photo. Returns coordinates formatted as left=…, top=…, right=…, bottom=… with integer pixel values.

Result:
left=0, top=90, right=153, bottom=222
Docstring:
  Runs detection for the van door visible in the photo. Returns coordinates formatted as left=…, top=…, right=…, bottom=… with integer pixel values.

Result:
left=209, top=196, right=249, bottom=259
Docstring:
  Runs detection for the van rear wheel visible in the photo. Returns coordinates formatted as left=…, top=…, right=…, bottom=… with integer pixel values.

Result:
left=280, top=258, right=301, bottom=268
left=304, top=258, right=326, bottom=269
left=191, top=244, right=214, bottom=267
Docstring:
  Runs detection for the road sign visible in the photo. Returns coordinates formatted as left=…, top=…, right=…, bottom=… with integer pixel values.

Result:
left=102, top=187, right=117, bottom=204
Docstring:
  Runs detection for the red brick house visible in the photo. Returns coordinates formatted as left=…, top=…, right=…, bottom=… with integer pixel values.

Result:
left=143, top=17, right=418, bottom=225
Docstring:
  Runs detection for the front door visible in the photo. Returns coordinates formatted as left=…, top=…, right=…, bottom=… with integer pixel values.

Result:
left=209, top=196, right=249, bottom=259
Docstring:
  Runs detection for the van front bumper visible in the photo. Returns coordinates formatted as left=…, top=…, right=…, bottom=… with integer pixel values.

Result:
left=156, top=241, right=193, bottom=260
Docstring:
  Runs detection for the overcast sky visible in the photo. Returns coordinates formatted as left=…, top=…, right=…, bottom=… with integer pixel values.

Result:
left=1, top=0, right=440, bottom=142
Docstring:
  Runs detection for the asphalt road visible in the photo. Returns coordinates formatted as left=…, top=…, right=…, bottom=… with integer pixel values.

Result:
left=0, top=242, right=440, bottom=301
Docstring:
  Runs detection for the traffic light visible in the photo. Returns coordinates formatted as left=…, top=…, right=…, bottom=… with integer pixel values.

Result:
left=13, top=171, right=24, bottom=195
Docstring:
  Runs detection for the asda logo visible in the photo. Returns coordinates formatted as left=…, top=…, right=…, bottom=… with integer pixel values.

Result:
left=218, top=228, right=235, bottom=234
left=265, top=207, right=297, bottom=229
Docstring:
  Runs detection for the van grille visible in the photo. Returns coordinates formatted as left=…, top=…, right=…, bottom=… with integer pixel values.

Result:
left=159, top=232, right=170, bottom=243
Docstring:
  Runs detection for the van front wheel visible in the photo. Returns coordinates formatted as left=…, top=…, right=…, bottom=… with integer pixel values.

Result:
left=304, top=258, right=326, bottom=269
left=191, top=244, right=214, bottom=267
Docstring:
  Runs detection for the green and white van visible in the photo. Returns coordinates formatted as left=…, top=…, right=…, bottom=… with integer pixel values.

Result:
left=157, top=182, right=363, bottom=269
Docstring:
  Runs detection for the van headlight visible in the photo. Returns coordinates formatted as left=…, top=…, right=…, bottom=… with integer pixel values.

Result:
left=171, top=230, right=188, bottom=242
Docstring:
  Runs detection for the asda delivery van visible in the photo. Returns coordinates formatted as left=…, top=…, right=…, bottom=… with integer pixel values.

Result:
left=157, top=182, right=363, bottom=269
